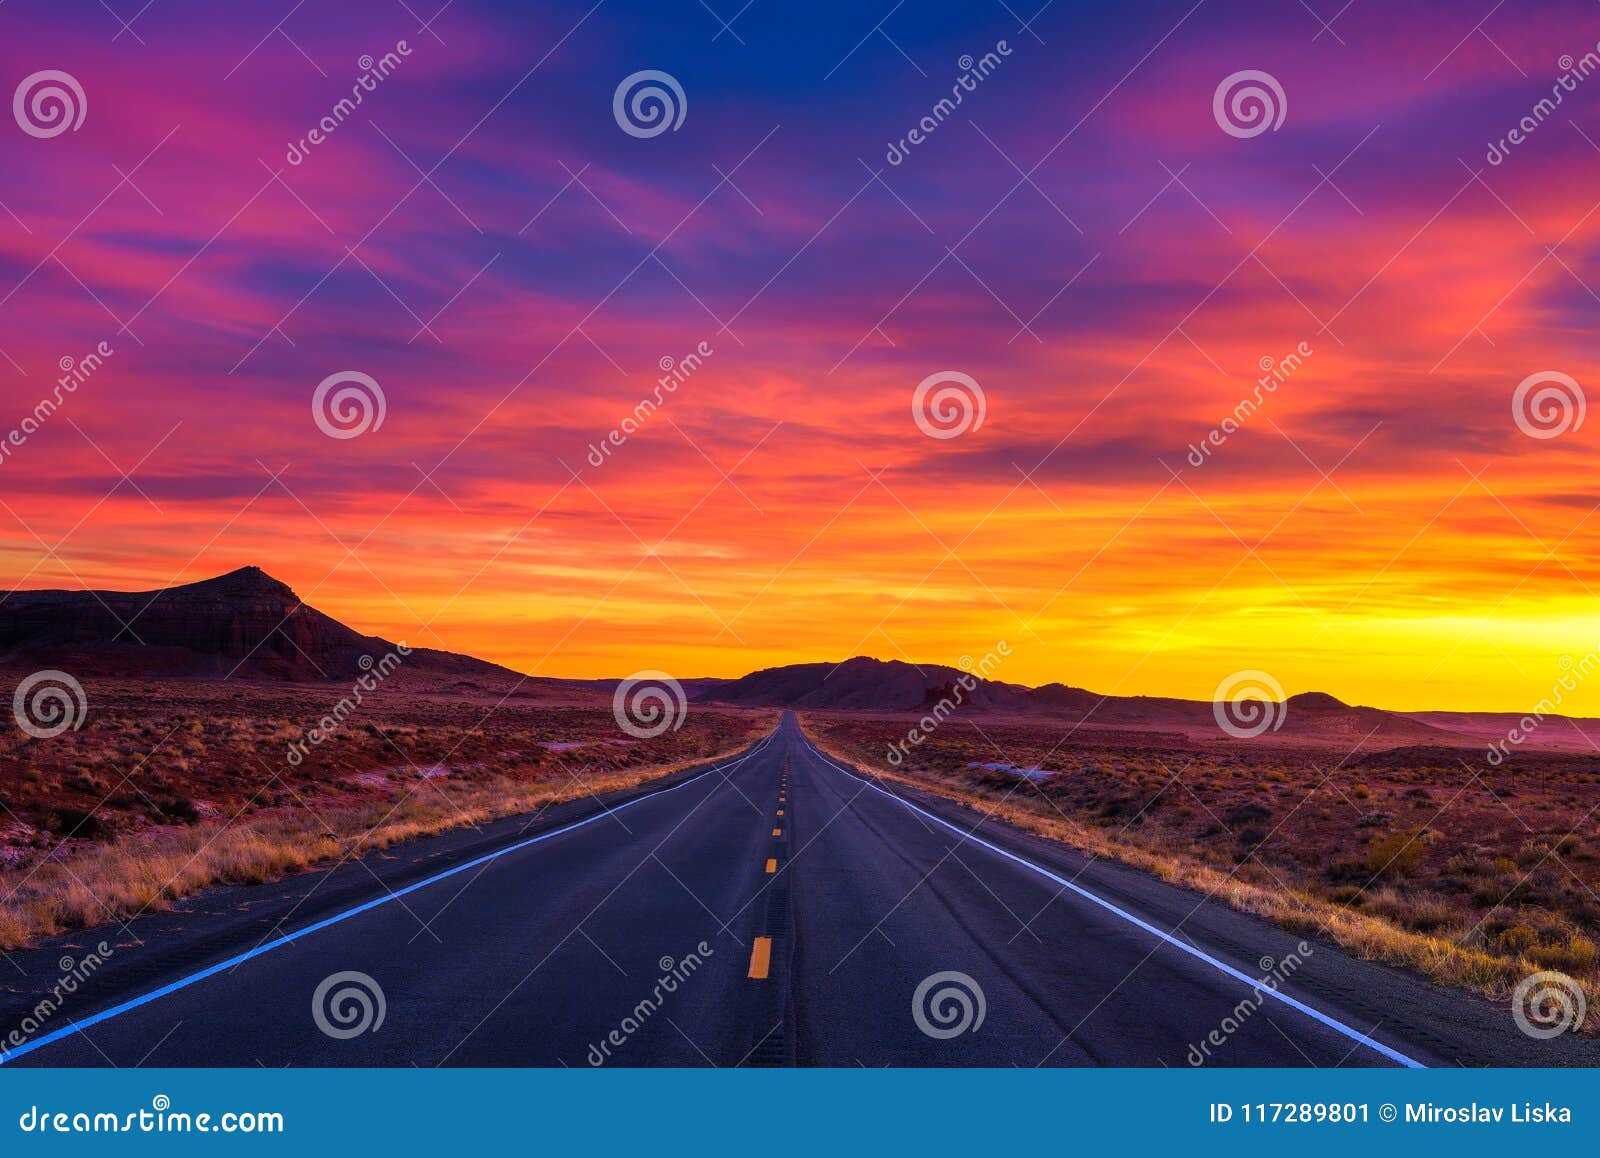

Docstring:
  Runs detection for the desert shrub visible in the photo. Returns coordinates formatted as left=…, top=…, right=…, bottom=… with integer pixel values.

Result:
left=150, top=793, right=200, bottom=823
left=45, top=808, right=107, bottom=840
left=1517, top=838, right=1555, bottom=868
left=1529, top=933, right=1599, bottom=974
left=1472, top=873, right=1525, bottom=907
left=1496, top=924, right=1540, bottom=955
left=1446, top=844, right=1491, bottom=870
left=1227, top=802, right=1272, bottom=826
left=1096, top=795, right=1141, bottom=820
left=1365, top=831, right=1424, bottom=879
left=1365, top=887, right=1456, bottom=932
left=1323, top=857, right=1370, bottom=884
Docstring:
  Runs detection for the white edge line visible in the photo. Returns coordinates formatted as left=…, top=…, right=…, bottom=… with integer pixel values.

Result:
left=804, top=739, right=1424, bottom=1070
left=0, top=732, right=778, bottom=1066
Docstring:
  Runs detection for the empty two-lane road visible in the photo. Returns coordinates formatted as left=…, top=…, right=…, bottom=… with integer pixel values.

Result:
left=3, top=713, right=1586, bottom=1067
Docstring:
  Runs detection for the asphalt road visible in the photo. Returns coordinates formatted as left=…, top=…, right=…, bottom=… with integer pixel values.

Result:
left=3, top=712, right=1593, bottom=1067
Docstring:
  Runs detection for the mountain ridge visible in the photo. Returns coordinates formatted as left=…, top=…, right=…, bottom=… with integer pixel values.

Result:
left=0, top=565, right=518, bottom=682
left=3, top=568, right=1596, bottom=751
left=692, top=656, right=1455, bottom=743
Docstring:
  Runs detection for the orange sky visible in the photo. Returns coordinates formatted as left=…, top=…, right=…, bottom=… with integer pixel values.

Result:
left=2, top=1, right=1599, bottom=713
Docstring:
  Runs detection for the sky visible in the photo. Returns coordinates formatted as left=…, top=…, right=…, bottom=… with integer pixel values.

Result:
left=1, top=0, right=1599, bottom=712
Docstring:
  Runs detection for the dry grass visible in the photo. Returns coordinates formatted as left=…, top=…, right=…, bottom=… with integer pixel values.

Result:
left=0, top=675, right=773, bottom=949
left=801, top=716, right=1600, bottom=1031
left=0, top=747, right=766, bottom=949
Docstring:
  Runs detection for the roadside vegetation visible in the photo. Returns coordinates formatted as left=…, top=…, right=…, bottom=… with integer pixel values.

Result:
left=0, top=676, right=771, bottom=948
left=802, top=713, right=1600, bottom=1030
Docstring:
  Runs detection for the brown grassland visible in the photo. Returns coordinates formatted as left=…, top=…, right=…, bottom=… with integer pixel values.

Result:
left=801, top=711, right=1600, bottom=1029
left=0, top=674, right=772, bottom=949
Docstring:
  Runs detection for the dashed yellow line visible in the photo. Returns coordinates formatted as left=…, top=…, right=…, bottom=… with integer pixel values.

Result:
left=772, top=827, right=782, bottom=837
left=776, top=808, right=784, bottom=816
left=765, top=858, right=777, bottom=874
left=748, top=936, right=772, bottom=979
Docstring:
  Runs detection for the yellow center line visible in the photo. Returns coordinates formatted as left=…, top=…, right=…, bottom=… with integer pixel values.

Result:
left=772, top=827, right=782, bottom=837
left=764, top=857, right=777, bottom=873
left=748, top=936, right=772, bottom=979
left=776, top=808, right=784, bottom=816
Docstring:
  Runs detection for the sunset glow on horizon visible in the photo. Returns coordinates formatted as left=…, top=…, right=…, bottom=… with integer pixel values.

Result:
left=3, top=0, right=1600, bottom=712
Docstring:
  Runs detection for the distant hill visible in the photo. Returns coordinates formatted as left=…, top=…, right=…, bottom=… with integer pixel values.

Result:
left=694, top=656, right=1037, bottom=711
left=0, top=566, right=526, bottom=683
left=696, top=656, right=1456, bottom=744
left=1401, top=709, right=1600, bottom=752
